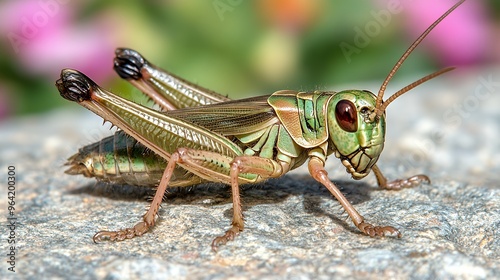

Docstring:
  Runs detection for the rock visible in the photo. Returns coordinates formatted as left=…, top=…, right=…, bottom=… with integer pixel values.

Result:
left=0, top=69, right=498, bottom=279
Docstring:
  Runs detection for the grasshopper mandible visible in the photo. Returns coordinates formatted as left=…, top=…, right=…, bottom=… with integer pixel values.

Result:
left=56, top=1, right=464, bottom=250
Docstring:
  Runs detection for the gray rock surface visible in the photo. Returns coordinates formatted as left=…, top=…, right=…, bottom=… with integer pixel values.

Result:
left=1, top=69, right=499, bottom=279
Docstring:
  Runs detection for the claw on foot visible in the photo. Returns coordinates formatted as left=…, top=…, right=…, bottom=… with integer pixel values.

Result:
left=358, top=222, right=402, bottom=238
left=211, top=226, right=241, bottom=251
left=385, top=174, right=430, bottom=190
left=93, top=221, right=150, bottom=243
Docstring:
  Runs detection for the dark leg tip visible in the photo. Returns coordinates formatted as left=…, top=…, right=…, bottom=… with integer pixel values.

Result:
left=56, top=69, right=96, bottom=102
left=113, top=48, right=148, bottom=80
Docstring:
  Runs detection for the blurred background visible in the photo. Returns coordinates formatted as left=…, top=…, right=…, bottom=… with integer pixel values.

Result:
left=0, top=0, right=498, bottom=120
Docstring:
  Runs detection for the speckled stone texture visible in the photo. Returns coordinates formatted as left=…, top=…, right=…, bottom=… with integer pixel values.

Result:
left=0, top=69, right=499, bottom=279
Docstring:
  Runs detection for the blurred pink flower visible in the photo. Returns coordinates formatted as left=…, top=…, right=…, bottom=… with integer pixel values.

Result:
left=0, top=0, right=117, bottom=83
left=401, top=0, right=490, bottom=66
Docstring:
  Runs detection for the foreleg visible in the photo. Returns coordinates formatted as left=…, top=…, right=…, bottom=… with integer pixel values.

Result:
left=308, top=157, right=401, bottom=237
left=372, top=164, right=430, bottom=190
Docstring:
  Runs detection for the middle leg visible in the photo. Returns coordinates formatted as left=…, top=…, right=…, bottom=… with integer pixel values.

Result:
left=211, top=156, right=287, bottom=251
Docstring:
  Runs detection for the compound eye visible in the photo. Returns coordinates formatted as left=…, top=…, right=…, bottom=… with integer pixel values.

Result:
left=335, top=100, right=358, bottom=132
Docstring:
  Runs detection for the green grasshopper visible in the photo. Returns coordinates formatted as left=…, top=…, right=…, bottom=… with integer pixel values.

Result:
left=56, top=1, right=464, bottom=250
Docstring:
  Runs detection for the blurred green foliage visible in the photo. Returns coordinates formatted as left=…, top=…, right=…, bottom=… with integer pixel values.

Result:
left=0, top=0, right=498, bottom=118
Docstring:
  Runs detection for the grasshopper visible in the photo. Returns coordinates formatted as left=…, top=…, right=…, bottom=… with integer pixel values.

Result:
left=56, top=1, right=464, bottom=250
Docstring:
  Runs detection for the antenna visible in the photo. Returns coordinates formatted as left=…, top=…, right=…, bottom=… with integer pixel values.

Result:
left=373, top=0, right=465, bottom=118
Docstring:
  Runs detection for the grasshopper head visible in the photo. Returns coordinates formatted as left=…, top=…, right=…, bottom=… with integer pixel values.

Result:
left=327, top=90, right=385, bottom=179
